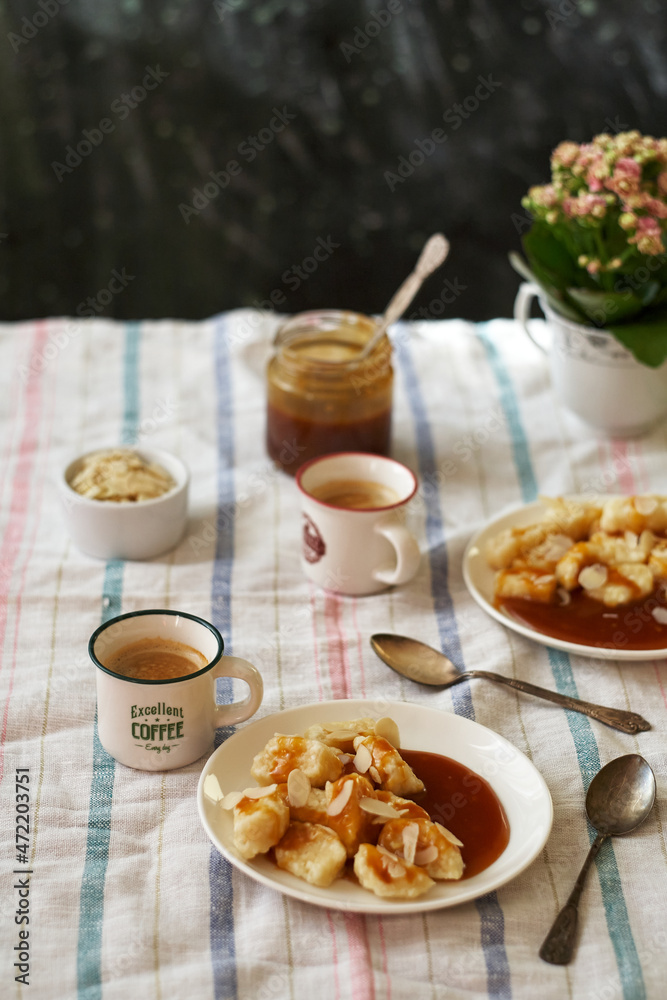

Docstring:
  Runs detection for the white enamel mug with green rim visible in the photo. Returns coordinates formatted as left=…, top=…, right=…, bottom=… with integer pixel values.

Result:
left=89, top=610, right=263, bottom=771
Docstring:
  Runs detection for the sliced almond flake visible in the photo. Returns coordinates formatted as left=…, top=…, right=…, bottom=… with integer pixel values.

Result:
left=287, top=769, right=311, bottom=809
left=337, top=753, right=352, bottom=765
left=203, top=773, right=224, bottom=803
left=557, top=587, right=571, bottom=606
left=220, top=790, right=244, bottom=811
left=542, top=533, right=574, bottom=561
left=244, top=784, right=278, bottom=799
left=534, top=574, right=555, bottom=585
left=435, top=822, right=464, bottom=847
left=651, top=607, right=667, bottom=625
left=388, top=860, right=406, bottom=878
left=324, top=729, right=360, bottom=743
left=401, top=823, right=419, bottom=865
left=579, top=564, right=608, bottom=590
left=354, top=743, right=372, bottom=774
left=327, top=779, right=354, bottom=816
left=624, top=531, right=639, bottom=549
left=414, top=846, right=439, bottom=866
left=602, top=613, right=618, bottom=619
left=376, top=844, right=398, bottom=860
left=374, top=717, right=401, bottom=748
left=635, top=496, right=658, bottom=515
left=359, top=797, right=401, bottom=819
left=369, top=766, right=382, bottom=784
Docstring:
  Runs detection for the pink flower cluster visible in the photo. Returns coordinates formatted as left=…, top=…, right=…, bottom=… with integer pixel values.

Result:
left=523, top=130, right=667, bottom=270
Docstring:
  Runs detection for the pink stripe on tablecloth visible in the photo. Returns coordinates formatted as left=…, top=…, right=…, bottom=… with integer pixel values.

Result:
left=343, top=913, right=376, bottom=1000
left=610, top=440, right=635, bottom=494
left=0, top=334, right=29, bottom=505
left=0, top=323, right=50, bottom=777
left=326, top=912, right=342, bottom=1000
left=308, top=581, right=324, bottom=702
left=377, top=919, right=391, bottom=1000
left=324, top=593, right=352, bottom=700
left=351, top=598, right=367, bottom=699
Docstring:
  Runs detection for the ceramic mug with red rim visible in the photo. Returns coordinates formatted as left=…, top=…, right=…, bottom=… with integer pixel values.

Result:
left=296, top=452, right=420, bottom=596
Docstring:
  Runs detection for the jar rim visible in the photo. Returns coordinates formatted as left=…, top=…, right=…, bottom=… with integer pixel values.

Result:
left=274, top=309, right=390, bottom=371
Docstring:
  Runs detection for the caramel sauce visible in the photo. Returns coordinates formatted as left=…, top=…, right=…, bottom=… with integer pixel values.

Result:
left=401, top=750, right=510, bottom=879
left=266, top=403, right=392, bottom=474
left=500, top=586, right=667, bottom=650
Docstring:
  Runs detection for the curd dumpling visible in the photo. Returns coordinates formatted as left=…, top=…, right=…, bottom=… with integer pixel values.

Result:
left=600, top=496, right=667, bottom=535
left=303, top=718, right=377, bottom=750
left=289, top=787, right=328, bottom=825
left=275, top=822, right=347, bottom=888
left=353, top=843, right=434, bottom=899
left=494, top=568, right=557, bottom=603
left=232, top=785, right=290, bottom=860
left=378, top=817, right=464, bottom=881
left=324, top=773, right=378, bottom=857
left=352, top=735, right=425, bottom=796
left=250, top=735, right=343, bottom=786
left=373, top=790, right=430, bottom=821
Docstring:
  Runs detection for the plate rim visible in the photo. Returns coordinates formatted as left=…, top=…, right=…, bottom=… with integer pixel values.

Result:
left=462, top=495, right=667, bottom=661
left=196, top=698, right=553, bottom=915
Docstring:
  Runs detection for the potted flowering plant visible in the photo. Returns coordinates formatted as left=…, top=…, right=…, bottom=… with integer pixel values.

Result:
left=511, top=130, right=667, bottom=367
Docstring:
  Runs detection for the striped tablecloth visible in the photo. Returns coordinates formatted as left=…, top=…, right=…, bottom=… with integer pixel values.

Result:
left=1, top=313, right=665, bottom=1000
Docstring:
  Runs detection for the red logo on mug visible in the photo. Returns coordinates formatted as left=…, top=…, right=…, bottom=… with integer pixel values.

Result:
left=303, top=513, right=326, bottom=564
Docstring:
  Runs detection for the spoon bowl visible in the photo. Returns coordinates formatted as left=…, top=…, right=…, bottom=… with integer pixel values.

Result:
left=586, top=753, right=656, bottom=836
left=540, top=754, right=656, bottom=964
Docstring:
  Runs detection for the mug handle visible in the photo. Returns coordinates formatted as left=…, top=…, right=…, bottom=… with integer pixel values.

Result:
left=372, top=521, right=421, bottom=587
left=211, top=657, right=263, bottom=728
left=514, top=281, right=549, bottom=354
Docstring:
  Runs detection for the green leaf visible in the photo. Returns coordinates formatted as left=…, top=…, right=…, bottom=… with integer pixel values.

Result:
left=565, top=287, right=646, bottom=325
left=608, top=305, right=667, bottom=367
left=508, top=253, right=587, bottom=323
left=522, top=225, right=579, bottom=289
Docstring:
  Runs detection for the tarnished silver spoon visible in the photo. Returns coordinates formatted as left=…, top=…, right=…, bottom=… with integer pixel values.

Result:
left=370, top=634, right=651, bottom=735
left=540, top=754, right=656, bottom=964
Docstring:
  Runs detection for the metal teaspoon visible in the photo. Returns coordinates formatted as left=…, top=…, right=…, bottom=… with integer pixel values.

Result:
left=540, top=754, right=656, bottom=964
left=370, top=634, right=651, bottom=735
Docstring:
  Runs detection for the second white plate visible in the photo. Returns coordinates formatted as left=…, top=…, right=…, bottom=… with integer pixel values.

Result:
left=463, top=497, right=667, bottom=660
left=197, top=699, right=553, bottom=914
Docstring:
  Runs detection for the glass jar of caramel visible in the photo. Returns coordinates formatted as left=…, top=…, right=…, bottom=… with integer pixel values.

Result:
left=266, top=310, right=393, bottom=475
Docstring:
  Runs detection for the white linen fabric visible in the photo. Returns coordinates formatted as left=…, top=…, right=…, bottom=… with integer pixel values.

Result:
left=0, top=312, right=664, bottom=1000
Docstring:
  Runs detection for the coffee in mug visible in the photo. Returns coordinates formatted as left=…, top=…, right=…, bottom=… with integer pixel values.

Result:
left=105, top=638, right=207, bottom=681
left=308, top=478, right=401, bottom=510
left=296, top=452, right=420, bottom=596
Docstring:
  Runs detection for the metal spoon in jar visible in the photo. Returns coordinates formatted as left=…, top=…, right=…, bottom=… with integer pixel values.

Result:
left=540, top=754, right=656, bottom=964
left=370, top=633, right=651, bottom=735
left=356, top=233, right=450, bottom=361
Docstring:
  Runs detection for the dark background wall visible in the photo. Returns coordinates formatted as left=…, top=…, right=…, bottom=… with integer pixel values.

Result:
left=1, top=0, right=666, bottom=323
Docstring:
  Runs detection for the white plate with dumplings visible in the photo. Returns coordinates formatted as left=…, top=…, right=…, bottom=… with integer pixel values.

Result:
left=197, top=699, right=552, bottom=914
left=463, top=496, right=667, bottom=661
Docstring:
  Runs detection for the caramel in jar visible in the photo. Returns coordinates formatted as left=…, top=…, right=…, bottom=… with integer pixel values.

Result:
left=266, top=310, right=393, bottom=474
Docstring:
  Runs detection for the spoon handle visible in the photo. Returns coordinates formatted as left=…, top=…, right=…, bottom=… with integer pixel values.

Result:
left=539, top=833, right=607, bottom=964
left=469, top=670, right=651, bottom=734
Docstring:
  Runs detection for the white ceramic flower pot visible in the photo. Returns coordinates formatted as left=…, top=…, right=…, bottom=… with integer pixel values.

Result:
left=515, top=282, right=667, bottom=437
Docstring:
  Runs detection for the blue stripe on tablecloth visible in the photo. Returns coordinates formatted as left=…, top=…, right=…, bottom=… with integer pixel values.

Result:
left=209, top=316, right=238, bottom=1000
left=77, top=323, right=141, bottom=999
left=395, top=335, right=512, bottom=1000
left=476, top=324, right=645, bottom=1000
